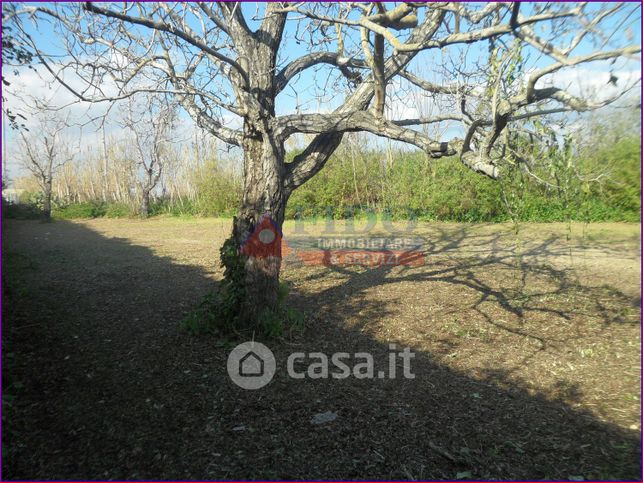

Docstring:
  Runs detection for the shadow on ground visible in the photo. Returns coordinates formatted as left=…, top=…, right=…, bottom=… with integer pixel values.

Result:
left=2, top=219, right=640, bottom=480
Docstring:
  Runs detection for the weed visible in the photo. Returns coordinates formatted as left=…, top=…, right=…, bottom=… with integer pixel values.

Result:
left=182, top=237, right=304, bottom=338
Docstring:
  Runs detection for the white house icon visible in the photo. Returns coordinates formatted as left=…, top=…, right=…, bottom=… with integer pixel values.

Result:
left=239, top=351, right=264, bottom=377
left=228, top=342, right=276, bottom=389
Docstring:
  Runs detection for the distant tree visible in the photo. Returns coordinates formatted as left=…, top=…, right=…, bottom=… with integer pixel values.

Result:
left=16, top=108, right=76, bottom=220
left=11, top=2, right=641, bottom=326
left=119, top=95, right=178, bottom=218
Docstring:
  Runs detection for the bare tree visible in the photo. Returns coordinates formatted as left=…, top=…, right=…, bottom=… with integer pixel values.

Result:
left=118, top=95, right=177, bottom=217
left=9, top=2, right=641, bottom=324
left=16, top=108, right=76, bottom=220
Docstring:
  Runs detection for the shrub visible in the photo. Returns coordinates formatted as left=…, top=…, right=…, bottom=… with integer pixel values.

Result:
left=2, top=200, right=42, bottom=220
left=105, top=202, right=131, bottom=218
left=284, top=135, right=640, bottom=224
left=182, top=241, right=303, bottom=338
left=194, top=159, right=242, bottom=217
left=54, top=201, right=106, bottom=219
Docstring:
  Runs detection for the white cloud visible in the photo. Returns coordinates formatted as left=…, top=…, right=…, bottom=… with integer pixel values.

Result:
left=3, top=64, right=116, bottom=129
left=536, top=67, right=641, bottom=103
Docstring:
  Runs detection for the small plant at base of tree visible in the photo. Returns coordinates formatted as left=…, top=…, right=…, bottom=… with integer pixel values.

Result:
left=181, top=234, right=302, bottom=338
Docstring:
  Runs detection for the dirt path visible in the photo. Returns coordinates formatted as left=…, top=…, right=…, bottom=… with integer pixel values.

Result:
left=2, top=218, right=640, bottom=480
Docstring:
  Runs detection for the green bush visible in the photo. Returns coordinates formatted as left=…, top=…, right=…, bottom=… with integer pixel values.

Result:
left=285, top=135, right=640, bottom=223
left=54, top=201, right=106, bottom=219
left=2, top=200, right=42, bottom=220
left=193, top=159, right=241, bottom=217
left=104, top=202, right=131, bottom=218
left=181, top=292, right=220, bottom=336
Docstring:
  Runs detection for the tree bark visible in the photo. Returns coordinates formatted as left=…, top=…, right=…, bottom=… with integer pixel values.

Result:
left=230, top=128, right=287, bottom=324
left=215, top=3, right=291, bottom=328
left=141, top=189, right=150, bottom=218
left=42, top=178, right=52, bottom=221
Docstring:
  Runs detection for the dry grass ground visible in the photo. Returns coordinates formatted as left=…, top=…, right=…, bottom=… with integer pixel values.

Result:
left=2, top=217, right=640, bottom=480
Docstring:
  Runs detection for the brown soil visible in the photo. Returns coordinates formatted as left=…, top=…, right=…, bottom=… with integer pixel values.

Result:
left=2, top=218, right=640, bottom=480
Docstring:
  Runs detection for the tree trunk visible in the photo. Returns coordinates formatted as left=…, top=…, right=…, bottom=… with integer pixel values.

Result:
left=217, top=15, right=289, bottom=329
left=227, top=130, right=287, bottom=325
left=42, top=178, right=52, bottom=221
left=141, top=189, right=150, bottom=218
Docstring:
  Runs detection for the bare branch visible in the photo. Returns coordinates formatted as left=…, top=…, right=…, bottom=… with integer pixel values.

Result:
left=82, top=3, right=249, bottom=88
left=275, top=52, right=368, bottom=93
left=277, top=111, right=454, bottom=156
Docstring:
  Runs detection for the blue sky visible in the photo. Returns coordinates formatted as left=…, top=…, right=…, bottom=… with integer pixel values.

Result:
left=2, top=2, right=641, bottom=180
